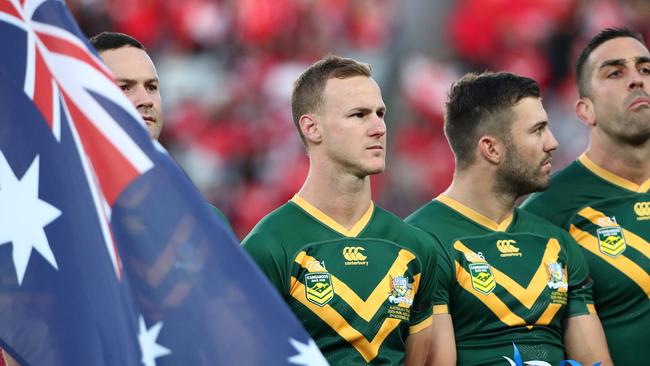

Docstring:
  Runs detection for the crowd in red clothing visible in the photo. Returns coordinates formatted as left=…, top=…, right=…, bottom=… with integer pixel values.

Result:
left=69, top=0, right=650, bottom=238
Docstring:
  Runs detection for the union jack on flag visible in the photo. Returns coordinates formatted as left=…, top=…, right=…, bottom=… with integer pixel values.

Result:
left=0, top=1, right=327, bottom=365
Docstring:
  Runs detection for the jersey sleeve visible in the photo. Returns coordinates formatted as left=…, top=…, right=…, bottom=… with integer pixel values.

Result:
left=242, top=231, right=290, bottom=298
left=431, top=236, right=455, bottom=315
left=404, top=215, right=455, bottom=316
left=563, top=231, right=595, bottom=317
left=408, top=231, right=439, bottom=332
left=520, top=190, right=581, bottom=230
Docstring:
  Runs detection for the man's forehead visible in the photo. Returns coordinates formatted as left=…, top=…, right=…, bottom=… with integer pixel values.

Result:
left=512, top=97, right=547, bottom=123
left=589, top=37, right=650, bottom=68
left=98, top=46, right=158, bottom=79
left=323, top=76, right=383, bottom=106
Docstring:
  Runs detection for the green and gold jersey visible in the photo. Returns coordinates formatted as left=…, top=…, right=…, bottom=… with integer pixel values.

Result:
left=242, top=195, right=438, bottom=365
left=522, top=154, right=650, bottom=365
left=406, top=195, right=594, bottom=366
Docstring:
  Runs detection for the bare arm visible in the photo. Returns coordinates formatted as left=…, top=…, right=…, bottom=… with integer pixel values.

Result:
left=426, top=314, right=456, bottom=366
left=564, top=314, right=612, bottom=366
left=405, top=323, right=433, bottom=366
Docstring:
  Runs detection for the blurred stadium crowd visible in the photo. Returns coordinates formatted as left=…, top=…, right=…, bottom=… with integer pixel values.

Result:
left=69, top=0, right=650, bottom=239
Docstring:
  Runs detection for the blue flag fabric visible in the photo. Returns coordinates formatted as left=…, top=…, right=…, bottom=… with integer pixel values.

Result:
left=0, top=1, right=327, bottom=365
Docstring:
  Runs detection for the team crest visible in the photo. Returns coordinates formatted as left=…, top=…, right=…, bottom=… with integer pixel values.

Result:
left=546, top=262, right=568, bottom=292
left=469, top=263, right=495, bottom=295
left=304, top=272, right=334, bottom=307
left=596, top=226, right=626, bottom=257
left=388, top=275, right=414, bottom=307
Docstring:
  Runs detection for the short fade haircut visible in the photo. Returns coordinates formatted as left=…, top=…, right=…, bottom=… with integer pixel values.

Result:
left=89, top=31, right=146, bottom=53
left=576, top=27, right=645, bottom=97
left=291, top=55, right=372, bottom=145
left=444, top=72, right=541, bottom=169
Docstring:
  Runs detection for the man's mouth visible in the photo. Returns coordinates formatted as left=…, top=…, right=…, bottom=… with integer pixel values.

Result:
left=629, top=97, right=650, bottom=110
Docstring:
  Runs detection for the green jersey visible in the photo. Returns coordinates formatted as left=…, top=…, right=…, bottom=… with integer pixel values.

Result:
left=406, top=195, right=594, bottom=366
left=242, top=195, right=438, bottom=365
left=522, top=154, right=650, bottom=365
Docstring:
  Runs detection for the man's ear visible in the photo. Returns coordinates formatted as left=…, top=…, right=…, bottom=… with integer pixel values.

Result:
left=299, top=114, right=322, bottom=144
left=478, top=135, right=503, bottom=165
left=576, top=98, right=596, bottom=127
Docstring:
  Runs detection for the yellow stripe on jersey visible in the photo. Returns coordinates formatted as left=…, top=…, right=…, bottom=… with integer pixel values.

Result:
left=433, top=305, right=449, bottom=314
left=535, top=303, right=562, bottom=326
left=579, top=154, right=650, bottom=193
left=453, top=240, right=560, bottom=309
left=291, top=194, right=374, bottom=237
left=291, top=279, right=401, bottom=363
left=294, top=250, right=418, bottom=322
left=437, top=195, right=513, bottom=231
left=409, top=315, right=432, bottom=334
left=455, top=261, right=528, bottom=328
left=587, top=304, right=596, bottom=314
left=577, top=206, right=650, bottom=260
left=570, top=224, right=650, bottom=299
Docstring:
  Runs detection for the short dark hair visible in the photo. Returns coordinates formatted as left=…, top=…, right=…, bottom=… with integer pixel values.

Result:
left=444, top=72, right=541, bottom=169
left=89, top=31, right=146, bottom=53
left=576, top=28, right=645, bottom=97
left=291, top=55, right=372, bottom=146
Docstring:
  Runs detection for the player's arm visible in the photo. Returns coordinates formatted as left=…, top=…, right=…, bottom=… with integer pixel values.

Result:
left=404, top=323, right=433, bottom=366
left=564, top=313, right=612, bottom=366
left=407, top=230, right=456, bottom=366
left=562, top=232, right=612, bottom=365
left=428, top=312, right=456, bottom=365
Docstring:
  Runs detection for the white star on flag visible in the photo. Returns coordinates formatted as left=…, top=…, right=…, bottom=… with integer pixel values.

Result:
left=138, top=315, right=171, bottom=366
left=0, top=150, right=61, bottom=285
left=287, top=338, right=329, bottom=366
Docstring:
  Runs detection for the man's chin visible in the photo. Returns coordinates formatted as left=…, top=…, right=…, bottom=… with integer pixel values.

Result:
left=361, top=165, right=385, bottom=177
left=528, top=179, right=551, bottom=194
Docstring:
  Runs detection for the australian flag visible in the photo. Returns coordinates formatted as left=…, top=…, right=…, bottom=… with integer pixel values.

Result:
left=0, top=0, right=327, bottom=365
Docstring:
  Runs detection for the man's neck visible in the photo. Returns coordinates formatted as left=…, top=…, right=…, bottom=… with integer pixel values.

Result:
left=444, top=169, right=516, bottom=224
left=297, top=167, right=373, bottom=231
left=586, top=131, right=650, bottom=185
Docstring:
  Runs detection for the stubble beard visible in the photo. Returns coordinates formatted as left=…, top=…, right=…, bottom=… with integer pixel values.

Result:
left=598, top=92, right=650, bottom=146
left=494, top=145, right=550, bottom=200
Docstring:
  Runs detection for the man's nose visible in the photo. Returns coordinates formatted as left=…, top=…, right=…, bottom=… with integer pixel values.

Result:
left=131, top=85, right=153, bottom=109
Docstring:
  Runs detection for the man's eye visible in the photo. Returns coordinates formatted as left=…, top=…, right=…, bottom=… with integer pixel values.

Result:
left=147, top=84, right=158, bottom=92
left=119, top=84, right=130, bottom=91
left=607, top=70, right=622, bottom=78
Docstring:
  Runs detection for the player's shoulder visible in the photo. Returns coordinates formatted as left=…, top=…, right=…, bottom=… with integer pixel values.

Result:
left=373, top=204, right=432, bottom=240
left=404, top=199, right=445, bottom=229
left=521, top=160, right=598, bottom=226
left=525, top=161, right=586, bottom=202
left=372, top=204, right=442, bottom=254
left=516, top=208, right=564, bottom=230
left=514, top=208, right=575, bottom=243
left=242, top=202, right=300, bottom=247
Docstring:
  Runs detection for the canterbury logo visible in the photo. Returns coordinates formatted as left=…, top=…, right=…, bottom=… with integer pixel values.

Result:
left=343, top=247, right=368, bottom=265
left=634, top=202, right=650, bottom=220
left=496, top=240, right=522, bottom=257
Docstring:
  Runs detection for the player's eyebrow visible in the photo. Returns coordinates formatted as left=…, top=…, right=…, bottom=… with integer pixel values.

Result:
left=115, top=77, right=159, bottom=84
left=599, top=58, right=626, bottom=69
left=636, top=56, right=650, bottom=65
left=599, top=56, right=650, bottom=69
